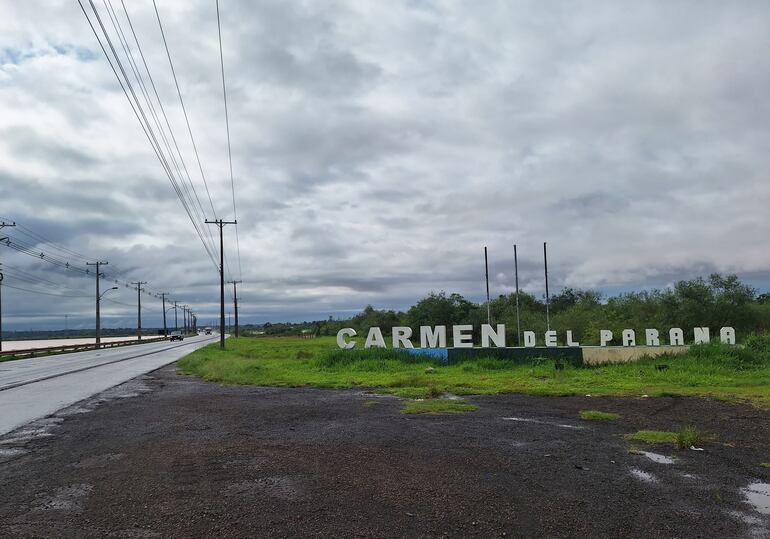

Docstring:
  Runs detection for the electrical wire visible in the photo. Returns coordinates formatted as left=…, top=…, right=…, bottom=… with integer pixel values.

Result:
left=216, top=0, right=243, bottom=283
left=76, top=0, right=220, bottom=272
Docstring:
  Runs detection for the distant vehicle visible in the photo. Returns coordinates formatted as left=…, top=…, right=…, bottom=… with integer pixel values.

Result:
left=169, top=331, right=184, bottom=341
left=205, top=327, right=212, bottom=335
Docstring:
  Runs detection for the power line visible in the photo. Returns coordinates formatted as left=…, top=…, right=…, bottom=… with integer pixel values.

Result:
left=151, top=0, right=236, bottom=286
left=107, top=0, right=221, bottom=265
left=76, top=0, right=220, bottom=272
left=114, top=0, right=221, bottom=265
left=216, top=0, right=243, bottom=282
left=151, top=0, right=218, bottom=222
left=1, top=283, right=90, bottom=299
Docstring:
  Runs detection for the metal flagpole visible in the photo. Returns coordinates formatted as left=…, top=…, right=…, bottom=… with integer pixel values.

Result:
left=484, top=246, right=491, bottom=325
left=543, top=242, right=550, bottom=331
left=514, top=244, right=521, bottom=346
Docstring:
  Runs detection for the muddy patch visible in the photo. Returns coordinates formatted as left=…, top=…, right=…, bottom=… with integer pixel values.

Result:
left=36, top=483, right=93, bottom=512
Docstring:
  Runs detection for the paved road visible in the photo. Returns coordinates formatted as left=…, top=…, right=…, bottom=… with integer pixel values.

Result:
left=0, top=334, right=216, bottom=436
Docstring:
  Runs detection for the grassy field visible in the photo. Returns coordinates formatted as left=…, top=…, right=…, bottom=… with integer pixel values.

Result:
left=176, top=336, right=770, bottom=407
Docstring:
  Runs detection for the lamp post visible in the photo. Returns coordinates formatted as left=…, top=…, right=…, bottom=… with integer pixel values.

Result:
left=97, top=286, right=119, bottom=348
left=0, top=269, right=4, bottom=353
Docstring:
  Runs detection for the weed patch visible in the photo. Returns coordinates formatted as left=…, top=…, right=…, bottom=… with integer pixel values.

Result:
left=625, top=427, right=705, bottom=449
left=579, top=410, right=621, bottom=421
left=401, top=399, right=479, bottom=415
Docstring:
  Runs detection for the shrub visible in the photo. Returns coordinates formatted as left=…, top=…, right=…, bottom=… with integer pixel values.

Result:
left=675, top=426, right=703, bottom=449
left=744, top=332, right=770, bottom=355
left=688, top=341, right=768, bottom=370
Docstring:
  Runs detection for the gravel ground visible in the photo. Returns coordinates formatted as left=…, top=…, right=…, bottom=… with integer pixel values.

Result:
left=1, top=365, right=769, bottom=538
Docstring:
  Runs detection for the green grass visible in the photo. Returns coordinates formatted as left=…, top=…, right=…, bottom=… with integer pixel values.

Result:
left=625, top=426, right=704, bottom=449
left=625, top=430, right=678, bottom=444
left=675, top=426, right=703, bottom=449
left=400, top=399, right=479, bottom=415
left=761, top=463, right=770, bottom=468
left=579, top=410, right=621, bottom=421
left=176, top=336, right=770, bottom=407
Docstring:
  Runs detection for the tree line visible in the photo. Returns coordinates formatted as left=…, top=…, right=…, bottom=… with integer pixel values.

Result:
left=254, top=274, right=770, bottom=346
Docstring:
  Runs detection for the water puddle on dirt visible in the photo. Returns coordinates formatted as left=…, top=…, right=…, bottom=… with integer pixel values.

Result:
left=742, top=482, right=770, bottom=515
left=629, top=468, right=657, bottom=483
left=502, top=417, right=585, bottom=430
left=640, top=451, right=675, bottom=465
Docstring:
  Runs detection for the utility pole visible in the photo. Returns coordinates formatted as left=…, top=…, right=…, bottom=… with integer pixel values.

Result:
left=173, top=301, right=179, bottom=331
left=228, top=280, right=242, bottom=337
left=183, top=305, right=189, bottom=335
left=160, top=293, right=169, bottom=337
left=206, top=219, right=237, bottom=349
left=131, top=281, right=147, bottom=340
left=87, top=261, right=109, bottom=348
left=0, top=221, right=15, bottom=353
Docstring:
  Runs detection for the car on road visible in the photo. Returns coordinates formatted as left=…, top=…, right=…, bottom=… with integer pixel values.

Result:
left=169, top=331, right=184, bottom=341
left=204, top=327, right=212, bottom=335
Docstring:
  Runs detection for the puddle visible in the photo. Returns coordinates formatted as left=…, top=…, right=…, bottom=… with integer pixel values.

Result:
left=640, top=451, right=675, bottom=465
left=0, top=448, right=27, bottom=459
left=629, top=468, right=657, bottom=483
left=502, top=417, right=585, bottom=430
left=742, top=482, right=770, bottom=515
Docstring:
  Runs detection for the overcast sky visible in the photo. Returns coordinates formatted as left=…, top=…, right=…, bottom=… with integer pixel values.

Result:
left=1, top=0, right=769, bottom=330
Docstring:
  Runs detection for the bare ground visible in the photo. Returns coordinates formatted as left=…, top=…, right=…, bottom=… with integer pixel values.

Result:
left=1, top=365, right=769, bottom=538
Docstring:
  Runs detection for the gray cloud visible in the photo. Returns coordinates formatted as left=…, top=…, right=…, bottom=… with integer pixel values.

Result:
left=1, top=0, right=769, bottom=329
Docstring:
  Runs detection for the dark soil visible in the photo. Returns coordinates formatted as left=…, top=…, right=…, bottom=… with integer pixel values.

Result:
left=1, top=365, right=769, bottom=538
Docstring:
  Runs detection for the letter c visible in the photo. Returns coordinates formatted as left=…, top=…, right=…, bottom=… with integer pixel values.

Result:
left=337, top=328, right=357, bottom=349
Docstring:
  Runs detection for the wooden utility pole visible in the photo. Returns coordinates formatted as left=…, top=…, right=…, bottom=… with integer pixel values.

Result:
left=0, top=221, right=16, bottom=352
left=87, top=261, right=109, bottom=348
left=228, top=280, right=242, bottom=337
left=131, top=281, right=147, bottom=340
left=160, top=293, right=169, bottom=337
left=206, top=219, right=237, bottom=349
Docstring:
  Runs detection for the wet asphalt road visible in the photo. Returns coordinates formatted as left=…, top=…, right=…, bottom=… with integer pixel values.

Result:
left=0, top=334, right=217, bottom=435
left=1, top=365, right=769, bottom=538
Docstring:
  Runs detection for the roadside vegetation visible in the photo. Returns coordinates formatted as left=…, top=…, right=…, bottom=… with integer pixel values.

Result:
left=625, top=426, right=704, bottom=449
left=579, top=410, right=621, bottom=421
left=177, top=333, right=770, bottom=407
left=401, top=399, right=479, bottom=415
left=245, top=274, right=770, bottom=347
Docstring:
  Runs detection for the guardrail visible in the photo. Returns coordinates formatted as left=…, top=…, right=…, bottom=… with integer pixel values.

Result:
left=0, top=336, right=173, bottom=361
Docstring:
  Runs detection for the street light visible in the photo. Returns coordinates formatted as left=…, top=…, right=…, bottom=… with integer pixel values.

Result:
left=96, top=286, right=118, bottom=348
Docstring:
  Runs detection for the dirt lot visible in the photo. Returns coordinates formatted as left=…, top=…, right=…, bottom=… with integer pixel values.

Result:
left=1, top=365, right=769, bottom=538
